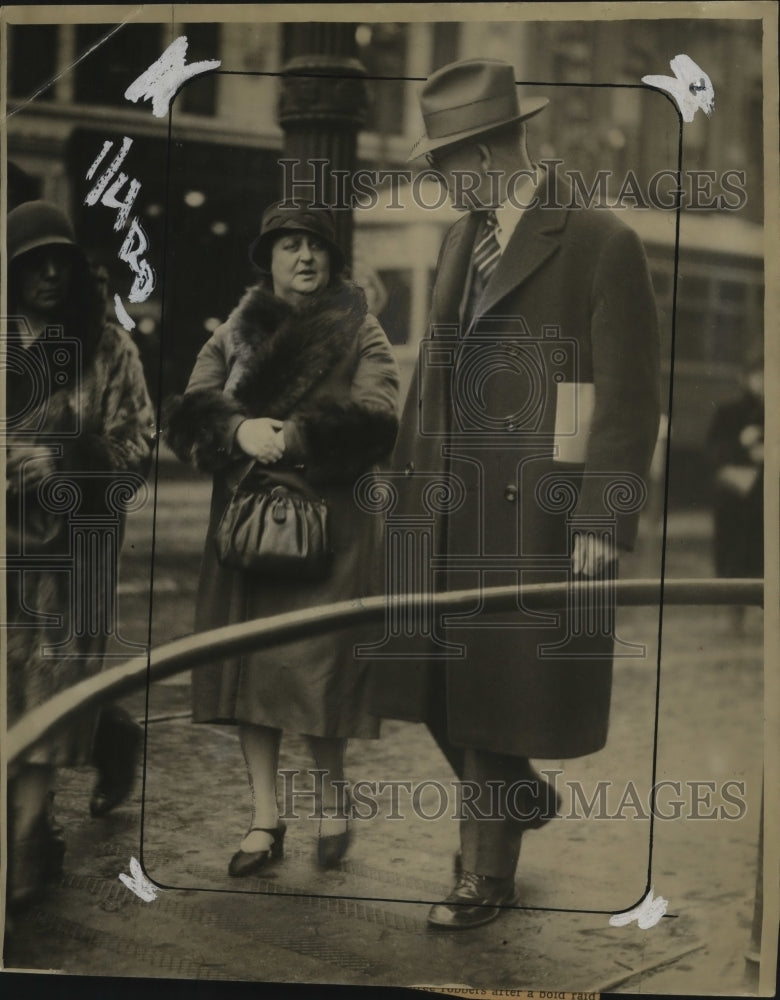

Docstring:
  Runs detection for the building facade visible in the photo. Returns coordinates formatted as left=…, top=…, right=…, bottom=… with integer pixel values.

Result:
left=5, top=15, right=764, bottom=501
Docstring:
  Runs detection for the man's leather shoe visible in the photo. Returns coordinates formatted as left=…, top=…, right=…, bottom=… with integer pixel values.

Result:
left=428, top=870, right=518, bottom=929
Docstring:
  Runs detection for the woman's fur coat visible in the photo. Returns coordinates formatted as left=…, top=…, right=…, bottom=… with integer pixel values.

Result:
left=162, top=278, right=401, bottom=737
left=165, top=280, right=398, bottom=485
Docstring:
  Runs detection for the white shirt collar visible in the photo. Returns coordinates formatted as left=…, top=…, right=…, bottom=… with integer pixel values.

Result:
left=492, top=167, right=540, bottom=253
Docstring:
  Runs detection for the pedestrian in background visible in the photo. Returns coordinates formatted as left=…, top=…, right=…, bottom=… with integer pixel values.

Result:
left=5, top=201, right=155, bottom=909
left=164, top=203, right=399, bottom=876
left=706, top=352, right=764, bottom=632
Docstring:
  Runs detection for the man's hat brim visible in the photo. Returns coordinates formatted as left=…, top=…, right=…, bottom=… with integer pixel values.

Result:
left=407, top=96, right=549, bottom=162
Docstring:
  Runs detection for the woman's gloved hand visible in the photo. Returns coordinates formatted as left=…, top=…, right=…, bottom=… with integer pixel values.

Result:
left=235, top=417, right=285, bottom=464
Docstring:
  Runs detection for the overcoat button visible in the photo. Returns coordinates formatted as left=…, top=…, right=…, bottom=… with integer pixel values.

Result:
left=504, top=484, right=518, bottom=502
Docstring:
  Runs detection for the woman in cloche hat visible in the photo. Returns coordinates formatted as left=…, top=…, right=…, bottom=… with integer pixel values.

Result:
left=6, top=201, right=155, bottom=910
left=165, top=202, right=400, bottom=875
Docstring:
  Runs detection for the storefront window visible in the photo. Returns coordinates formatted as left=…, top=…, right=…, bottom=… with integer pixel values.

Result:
left=355, top=23, right=408, bottom=136
left=178, top=23, right=220, bottom=115
left=9, top=24, right=58, bottom=101
left=75, top=23, right=164, bottom=107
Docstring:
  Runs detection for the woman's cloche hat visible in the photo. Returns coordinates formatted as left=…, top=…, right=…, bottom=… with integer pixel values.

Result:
left=250, top=202, right=345, bottom=273
left=7, top=200, right=83, bottom=264
left=408, top=58, right=549, bottom=161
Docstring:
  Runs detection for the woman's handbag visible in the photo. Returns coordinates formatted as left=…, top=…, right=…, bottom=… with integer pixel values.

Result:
left=214, top=464, right=332, bottom=580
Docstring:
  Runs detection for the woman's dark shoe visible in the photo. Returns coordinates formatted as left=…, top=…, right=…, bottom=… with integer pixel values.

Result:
left=228, top=821, right=286, bottom=877
left=43, top=827, right=66, bottom=881
left=317, top=794, right=351, bottom=869
left=36, top=793, right=66, bottom=881
left=90, top=705, right=143, bottom=818
left=89, top=787, right=129, bottom=818
left=7, top=817, right=66, bottom=913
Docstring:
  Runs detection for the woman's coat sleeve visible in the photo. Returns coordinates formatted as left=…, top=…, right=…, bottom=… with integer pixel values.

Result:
left=282, top=315, right=401, bottom=483
left=164, top=327, right=248, bottom=471
left=64, top=327, right=156, bottom=478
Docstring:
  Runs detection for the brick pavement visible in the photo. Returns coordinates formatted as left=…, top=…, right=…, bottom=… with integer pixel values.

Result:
left=2, top=462, right=765, bottom=992
left=3, top=617, right=763, bottom=995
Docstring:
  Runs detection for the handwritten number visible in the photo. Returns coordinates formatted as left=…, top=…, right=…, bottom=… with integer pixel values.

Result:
left=119, top=219, right=156, bottom=303
left=86, top=140, right=113, bottom=181
left=103, top=174, right=142, bottom=232
left=114, top=295, right=135, bottom=332
left=85, top=137, right=133, bottom=208
left=86, top=36, right=220, bottom=328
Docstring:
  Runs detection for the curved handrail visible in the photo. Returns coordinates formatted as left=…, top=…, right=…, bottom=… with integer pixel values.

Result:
left=7, top=578, right=763, bottom=765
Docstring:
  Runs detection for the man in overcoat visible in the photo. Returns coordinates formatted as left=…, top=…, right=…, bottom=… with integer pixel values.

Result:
left=368, top=59, right=661, bottom=928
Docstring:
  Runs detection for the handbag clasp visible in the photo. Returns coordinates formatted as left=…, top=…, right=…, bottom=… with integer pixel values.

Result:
left=271, top=495, right=288, bottom=523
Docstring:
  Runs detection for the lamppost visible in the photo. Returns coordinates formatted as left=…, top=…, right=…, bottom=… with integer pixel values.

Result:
left=277, top=23, right=369, bottom=267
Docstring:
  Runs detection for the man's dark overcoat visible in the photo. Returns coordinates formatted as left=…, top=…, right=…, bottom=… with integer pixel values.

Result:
left=369, top=169, right=661, bottom=759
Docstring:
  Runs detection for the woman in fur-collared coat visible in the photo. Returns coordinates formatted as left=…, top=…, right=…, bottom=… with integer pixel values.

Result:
left=6, top=201, right=155, bottom=909
left=165, top=203, right=400, bottom=876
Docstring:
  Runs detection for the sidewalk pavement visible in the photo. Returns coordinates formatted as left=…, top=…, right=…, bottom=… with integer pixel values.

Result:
left=3, top=602, right=763, bottom=993
left=2, top=700, right=696, bottom=990
left=3, top=457, right=762, bottom=991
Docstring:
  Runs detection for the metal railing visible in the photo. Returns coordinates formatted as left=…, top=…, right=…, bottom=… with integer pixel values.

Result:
left=7, top=577, right=763, bottom=765
left=5, top=575, right=767, bottom=987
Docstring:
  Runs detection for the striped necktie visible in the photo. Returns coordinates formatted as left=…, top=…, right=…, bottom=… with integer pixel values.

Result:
left=472, top=210, right=501, bottom=285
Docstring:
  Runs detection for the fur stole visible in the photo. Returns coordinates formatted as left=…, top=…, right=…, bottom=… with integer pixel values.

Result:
left=164, top=280, right=397, bottom=478
left=224, top=279, right=367, bottom=416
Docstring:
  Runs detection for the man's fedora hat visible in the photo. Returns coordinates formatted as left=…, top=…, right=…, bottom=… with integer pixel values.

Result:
left=408, top=58, right=549, bottom=161
left=250, top=202, right=345, bottom=273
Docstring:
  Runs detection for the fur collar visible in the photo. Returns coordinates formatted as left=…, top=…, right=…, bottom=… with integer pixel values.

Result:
left=223, top=279, right=368, bottom=418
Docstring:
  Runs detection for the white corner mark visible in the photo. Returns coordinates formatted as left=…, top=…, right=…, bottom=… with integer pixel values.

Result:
left=124, top=35, right=220, bottom=118
left=119, top=857, right=161, bottom=902
left=609, top=887, right=668, bottom=929
left=642, top=54, right=715, bottom=122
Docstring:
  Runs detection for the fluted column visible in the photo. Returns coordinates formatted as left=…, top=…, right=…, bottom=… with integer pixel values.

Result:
left=277, top=23, right=368, bottom=265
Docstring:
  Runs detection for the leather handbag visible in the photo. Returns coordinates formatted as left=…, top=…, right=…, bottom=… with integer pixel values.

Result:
left=214, top=464, right=332, bottom=580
